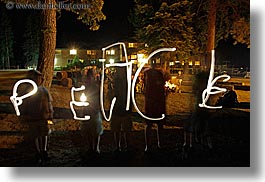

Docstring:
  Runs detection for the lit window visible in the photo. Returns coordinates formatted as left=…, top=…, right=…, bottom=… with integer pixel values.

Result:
left=86, top=50, right=96, bottom=55
left=55, top=50, right=61, bottom=55
left=87, top=50, right=92, bottom=55
left=106, top=50, right=115, bottom=55
left=70, top=49, right=77, bottom=55
left=189, top=61, right=193, bottom=66
left=130, top=54, right=137, bottom=59
left=128, top=43, right=134, bottom=48
left=195, top=61, right=200, bottom=66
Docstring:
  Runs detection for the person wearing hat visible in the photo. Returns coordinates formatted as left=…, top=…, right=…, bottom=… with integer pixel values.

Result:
left=19, top=70, right=54, bottom=164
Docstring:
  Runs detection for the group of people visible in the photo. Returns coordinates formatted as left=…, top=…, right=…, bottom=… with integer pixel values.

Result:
left=80, top=63, right=168, bottom=154
left=18, top=63, right=169, bottom=164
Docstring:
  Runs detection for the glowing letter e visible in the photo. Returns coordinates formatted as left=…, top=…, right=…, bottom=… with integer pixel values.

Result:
left=199, top=50, right=231, bottom=109
left=70, top=85, right=90, bottom=121
left=10, top=79, right=38, bottom=116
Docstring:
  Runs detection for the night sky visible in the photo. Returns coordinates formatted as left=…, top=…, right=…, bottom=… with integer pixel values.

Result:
left=56, top=0, right=135, bottom=49
left=56, top=0, right=250, bottom=67
left=3, top=0, right=249, bottom=67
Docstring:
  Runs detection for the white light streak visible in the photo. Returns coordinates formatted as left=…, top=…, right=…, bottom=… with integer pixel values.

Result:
left=199, top=50, right=231, bottom=109
left=10, top=79, right=38, bottom=116
left=131, top=48, right=176, bottom=120
left=100, top=42, right=132, bottom=121
left=70, top=85, right=90, bottom=121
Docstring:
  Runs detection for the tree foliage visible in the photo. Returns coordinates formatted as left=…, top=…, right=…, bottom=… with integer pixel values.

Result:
left=130, top=0, right=197, bottom=61
left=0, top=7, right=14, bottom=69
left=23, top=13, right=40, bottom=68
left=130, top=0, right=250, bottom=62
left=68, top=0, right=106, bottom=30
left=0, top=0, right=106, bottom=88
left=192, top=0, right=250, bottom=54
left=1, top=0, right=106, bottom=29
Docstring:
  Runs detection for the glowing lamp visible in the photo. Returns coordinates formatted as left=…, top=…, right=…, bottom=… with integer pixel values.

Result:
left=47, top=120, right=53, bottom=125
left=70, top=49, right=77, bottom=55
left=80, top=93, right=87, bottom=102
left=165, top=81, right=176, bottom=90
left=70, top=86, right=90, bottom=120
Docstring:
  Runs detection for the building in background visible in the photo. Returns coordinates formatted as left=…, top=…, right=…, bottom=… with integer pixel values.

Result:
left=54, top=42, right=205, bottom=75
left=54, top=48, right=102, bottom=69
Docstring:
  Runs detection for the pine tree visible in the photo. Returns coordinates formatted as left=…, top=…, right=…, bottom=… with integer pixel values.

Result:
left=130, top=0, right=197, bottom=67
left=0, top=7, right=14, bottom=69
left=130, top=0, right=250, bottom=69
left=0, top=0, right=106, bottom=89
left=191, top=0, right=250, bottom=68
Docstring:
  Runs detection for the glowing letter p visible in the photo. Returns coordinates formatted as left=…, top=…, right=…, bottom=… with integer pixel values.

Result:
left=10, top=79, right=38, bottom=116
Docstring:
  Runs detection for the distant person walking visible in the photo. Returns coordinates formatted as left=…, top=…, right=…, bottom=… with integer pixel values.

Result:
left=19, top=70, right=53, bottom=164
left=143, top=63, right=166, bottom=152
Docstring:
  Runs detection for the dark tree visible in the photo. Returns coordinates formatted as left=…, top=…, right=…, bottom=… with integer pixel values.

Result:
left=130, top=0, right=196, bottom=67
left=0, top=0, right=105, bottom=89
left=23, top=13, right=40, bottom=68
left=0, top=7, right=14, bottom=69
left=191, top=0, right=250, bottom=68
left=130, top=0, right=250, bottom=70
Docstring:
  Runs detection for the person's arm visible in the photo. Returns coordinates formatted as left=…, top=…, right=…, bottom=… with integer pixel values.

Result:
left=41, top=87, right=54, bottom=120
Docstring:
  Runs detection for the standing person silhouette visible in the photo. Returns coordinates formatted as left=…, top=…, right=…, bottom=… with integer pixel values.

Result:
left=110, top=65, right=132, bottom=152
left=81, top=68, right=103, bottom=154
left=143, top=63, right=166, bottom=153
left=19, top=70, right=53, bottom=164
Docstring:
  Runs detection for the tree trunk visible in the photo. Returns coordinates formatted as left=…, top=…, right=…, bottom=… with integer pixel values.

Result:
left=37, top=0, right=56, bottom=89
left=205, top=0, right=217, bottom=69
